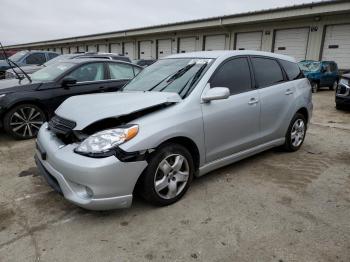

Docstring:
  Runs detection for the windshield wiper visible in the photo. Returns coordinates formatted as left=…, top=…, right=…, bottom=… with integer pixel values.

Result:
left=155, top=63, right=196, bottom=92
left=181, top=62, right=208, bottom=98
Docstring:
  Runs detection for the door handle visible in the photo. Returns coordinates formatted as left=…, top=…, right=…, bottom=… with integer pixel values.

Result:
left=248, top=98, right=259, bottom=105
left=285, top=89, right=294, bottom=95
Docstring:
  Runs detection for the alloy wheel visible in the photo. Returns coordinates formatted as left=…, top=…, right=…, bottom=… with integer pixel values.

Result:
left=154, top=154, right=190, bottom=200
left=291, top=119, right=305, bottom=147
left=9, top=106, right=45, bottom=138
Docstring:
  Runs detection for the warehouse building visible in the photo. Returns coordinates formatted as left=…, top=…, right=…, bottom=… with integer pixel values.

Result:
left=5, top=0, right=350, bottom=70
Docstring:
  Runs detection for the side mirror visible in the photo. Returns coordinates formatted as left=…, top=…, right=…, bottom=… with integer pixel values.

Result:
left=61, top=77, right=77, bottom=88
left=202, top=87, right=230, bottom=103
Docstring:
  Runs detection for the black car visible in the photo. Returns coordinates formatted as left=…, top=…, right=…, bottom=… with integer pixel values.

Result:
left=5, top=53, right=132, bottom=79
left=336, top=73, right=350, bottom=110
left=0, top=50, right=60, bottom=79
left=0, top=59, right=142, bottom=139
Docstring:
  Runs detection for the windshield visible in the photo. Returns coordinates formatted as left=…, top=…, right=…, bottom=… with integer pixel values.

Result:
left=298, top=61, right=321, bottom=72
left=123, top=58, right=212, bottom=97
left=31, top=62, right=75, bottom=82
left=8, top=51, right=28, bottom=62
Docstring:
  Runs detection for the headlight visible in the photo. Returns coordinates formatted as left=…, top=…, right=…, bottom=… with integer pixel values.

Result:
left=74, top=125, right=139, bottom=157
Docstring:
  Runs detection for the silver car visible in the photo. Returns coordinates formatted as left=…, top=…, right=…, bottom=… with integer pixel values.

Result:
left=35, top=51, right=313, bottom=210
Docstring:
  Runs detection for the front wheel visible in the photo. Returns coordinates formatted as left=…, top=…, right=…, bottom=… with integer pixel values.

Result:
left=283, top=113, right=307, bottom=152
left=311, top=82, right=319, bottom=93
left=3, top=104, right=46, bottom=140
left=139, top=143, right=194, bottom=206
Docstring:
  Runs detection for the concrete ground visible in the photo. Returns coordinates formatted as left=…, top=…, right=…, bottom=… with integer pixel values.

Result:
left=0, top=90, right=349, bottom=262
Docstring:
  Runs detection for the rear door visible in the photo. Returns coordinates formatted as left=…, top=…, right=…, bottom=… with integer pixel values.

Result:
left=201, top=57, right=260, bottom=162
left=251, top=57, right=296, bottom=142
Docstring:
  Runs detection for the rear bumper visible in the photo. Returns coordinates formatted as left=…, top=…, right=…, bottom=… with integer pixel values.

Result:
left=35, top=123, right=148, bottom=210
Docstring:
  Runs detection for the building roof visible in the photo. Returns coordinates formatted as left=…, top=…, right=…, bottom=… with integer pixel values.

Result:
left=5, top=0, right=350, bottom=49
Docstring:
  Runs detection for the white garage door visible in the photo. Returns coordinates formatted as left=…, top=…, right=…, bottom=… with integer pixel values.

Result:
left=88, top=45, right=97, bottom=53
left=139, top=41, right=152, bottom=59
left=179, top=37, right=196, bottom=53
left=204, top=35, right=226, bottom=51
left=236, top=32, right=262, bottom=51
left=110, top=43, right=122, bottom=54
left=274, top=28, right=310, bottom=61
left=98, top=44, right=108, bottom=53
left=123, top=42, right=135, bottom=59
left=62, top=47, right=69, bottom=54
left=322, top=24, right=350, bottom=70
left=70, top=46, right=77, bottom=54
left=78, top=45, right=86, bottom=52
left=157, top=39, right=172, bottom=58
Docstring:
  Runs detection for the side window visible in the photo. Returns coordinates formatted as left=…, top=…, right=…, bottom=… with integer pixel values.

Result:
left=279, top=59, right=303, bottom=80
left=133, top=67, right=142, bottom=76
left=323, top=63, right=331, bottom=73
left=210, top=57, right=252, bottom=95
left=108, top=63, right=134, bottom=79
left=25, top=53, right=46, bottom=65
left=48, top=53, right=59, bottom=60
left=330, top=63, right=337, bottom=72
left=66, top=63, right=105, bottom=82
left=251, top=57, right=284, bottom=88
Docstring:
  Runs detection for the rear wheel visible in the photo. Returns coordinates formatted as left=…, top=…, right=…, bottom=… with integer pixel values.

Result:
left=311, top=82, right=319, bottom=93
left=139, top=143, right=194, bottom=206
left=4, top=104, right=46, bottom=140
left=283, top=113, right=307, bottom=152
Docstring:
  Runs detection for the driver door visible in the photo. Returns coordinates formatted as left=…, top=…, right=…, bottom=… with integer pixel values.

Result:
left=201, top=57, right=261, bottom=163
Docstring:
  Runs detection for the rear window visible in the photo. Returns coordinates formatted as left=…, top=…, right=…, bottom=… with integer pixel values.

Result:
left=251, top=57, right=284, bottom=88
left=279, top=59, right=304, bottom=80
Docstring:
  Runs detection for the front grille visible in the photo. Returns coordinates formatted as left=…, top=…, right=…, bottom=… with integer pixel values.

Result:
left=48, top=115, right=76, bottom=135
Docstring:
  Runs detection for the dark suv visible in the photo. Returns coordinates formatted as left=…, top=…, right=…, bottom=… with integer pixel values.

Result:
left=0, top=50, right=59, bottom=79
left=336, top=73, right=350, bottom=110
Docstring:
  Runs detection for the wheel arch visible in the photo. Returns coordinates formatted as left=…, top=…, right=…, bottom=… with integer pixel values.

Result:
left=296, top=107, right=309, bottom=124
left=5, top=100, right=49, bottom=120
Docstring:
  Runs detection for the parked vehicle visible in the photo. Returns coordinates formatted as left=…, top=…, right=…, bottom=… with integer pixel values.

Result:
left=134, top=59, right=157, bottom=67
left=298, top=60, right=339, bottom=93
left=35, top=51, right=313, bottom=210
left=0, top=59, right=142, bottom=139
left=335, top=73, right=350, bottom=110
left=5, top=53, right=132, bottom=79
left=0, top=50, right=59, bottom=79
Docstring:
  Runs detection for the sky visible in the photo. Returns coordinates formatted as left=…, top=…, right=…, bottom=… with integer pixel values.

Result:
left=1, top=0, right=317, bottom=46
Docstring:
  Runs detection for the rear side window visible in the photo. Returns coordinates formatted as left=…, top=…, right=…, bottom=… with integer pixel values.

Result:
left=279, top=59, right=303, bottom=80
left=67, top=62, right=105, bottom=82
left=108, top=63, right=134, bottom=79
left=251, top=57, right=284, bottom=88
left=26, top=53, right=46, bottom=65
left=210, top=57, right=252, bottom=95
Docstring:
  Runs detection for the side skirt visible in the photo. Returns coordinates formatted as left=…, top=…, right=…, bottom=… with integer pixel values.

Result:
left=198, top=138, right=285, bottom=177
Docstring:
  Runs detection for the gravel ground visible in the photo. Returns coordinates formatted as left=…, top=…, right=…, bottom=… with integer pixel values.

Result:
left=0, top=90, right=349, bottom=262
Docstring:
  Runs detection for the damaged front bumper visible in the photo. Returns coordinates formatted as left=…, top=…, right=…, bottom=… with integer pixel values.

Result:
left=35, top=123, right=148, bottom=210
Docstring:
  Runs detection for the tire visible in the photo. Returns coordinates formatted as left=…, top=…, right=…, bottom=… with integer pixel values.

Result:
left=311, top=82, right=319, bottom=93
left=3, top=104, right=46, bottom=140
left=336, top=104, right=343, bottom=110
left=330, top=80, right=338, bottom=91
left=283, top=113, right=307, bottom=152
left=139, top=143, right=194, bottom=206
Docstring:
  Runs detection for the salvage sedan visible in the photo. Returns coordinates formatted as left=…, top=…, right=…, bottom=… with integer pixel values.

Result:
left=0, top=59, right=142, bottom=139
left=35, top=51, right=313, bottom=210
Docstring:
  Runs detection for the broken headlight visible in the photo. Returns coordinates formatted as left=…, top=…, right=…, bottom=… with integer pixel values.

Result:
left=74, top=125, right=138, bottom=157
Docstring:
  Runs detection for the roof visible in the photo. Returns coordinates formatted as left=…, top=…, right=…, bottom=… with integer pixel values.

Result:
left=167, top=50, right=296, bottom=62
left=4, top=0, right=350, bottom=48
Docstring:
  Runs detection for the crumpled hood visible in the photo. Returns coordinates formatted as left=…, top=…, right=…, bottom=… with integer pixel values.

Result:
left=55, top=91, right=182, bottom=130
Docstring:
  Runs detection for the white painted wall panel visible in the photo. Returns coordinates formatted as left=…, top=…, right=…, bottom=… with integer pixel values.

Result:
left=157, top=39, right=172, bottom=58
left=204, top=35, right=226, bottom=50
left=236, top=32, right=262, bottom=51
left=179, top=37, right=196, bottom=53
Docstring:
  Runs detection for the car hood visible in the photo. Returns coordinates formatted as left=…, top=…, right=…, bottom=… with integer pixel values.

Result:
left=0, top=79, right=42, bottom=92
left=55, top=91, right=182, bottom=130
